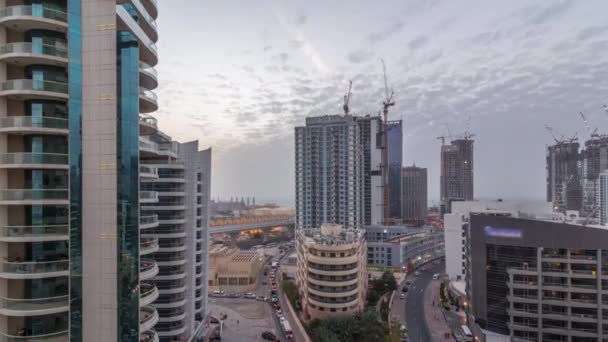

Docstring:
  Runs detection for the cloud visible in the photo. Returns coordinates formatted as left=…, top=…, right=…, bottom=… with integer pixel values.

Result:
left=577, top=26, right=608, bottom=41
left=367, top=18, right=405, bottom=44
left=408, top=35, right=429, bottom=50
left=274, top=52, right=289, bottom=64
left=295, top=14, right=307, bottom=26
left=263, top=45, right=272, bottom=52
left=523, top=0, right=573, bottom=25
left=347, top=49, right=374, bottom=64
left=289, top=40, right=305, bottom=49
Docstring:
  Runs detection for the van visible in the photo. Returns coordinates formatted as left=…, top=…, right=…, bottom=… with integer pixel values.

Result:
left=461, top=325, right=473, bottom=342
left=432, top=273, right=440, bottom=280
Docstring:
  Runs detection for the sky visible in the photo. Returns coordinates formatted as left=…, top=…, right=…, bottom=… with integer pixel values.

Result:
left=153, top=0, right=608, bottom=206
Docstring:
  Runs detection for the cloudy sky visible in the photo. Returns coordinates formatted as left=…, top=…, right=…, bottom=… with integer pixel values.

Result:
left=154, top=0, right=608, bottom=206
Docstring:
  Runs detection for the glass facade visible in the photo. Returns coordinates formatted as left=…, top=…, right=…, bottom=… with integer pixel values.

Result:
left=116, top=30, right=140, bottom=341
left=67, top=0, right=82, bottom=340
left=386, top=121, right=402, bottom=219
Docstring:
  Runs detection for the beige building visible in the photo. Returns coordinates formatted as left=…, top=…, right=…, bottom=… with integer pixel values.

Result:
left=208, top=244, right=264, bottom=292
left=296, top=224, right=367, bottom=321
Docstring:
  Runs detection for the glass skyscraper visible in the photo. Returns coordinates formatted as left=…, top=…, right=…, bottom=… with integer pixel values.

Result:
left=0, top=1, right=211, bottom=341
left=386, top=120, right=403, bottom=220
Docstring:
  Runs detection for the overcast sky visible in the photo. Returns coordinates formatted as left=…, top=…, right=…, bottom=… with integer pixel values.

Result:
left=154, top=0, right=608, bottom=206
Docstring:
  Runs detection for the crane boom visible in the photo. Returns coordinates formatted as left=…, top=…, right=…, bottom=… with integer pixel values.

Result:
left=343, top=80, right=352, bottom=116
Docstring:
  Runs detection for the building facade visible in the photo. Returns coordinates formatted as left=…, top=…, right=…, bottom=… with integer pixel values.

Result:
left=466, top=215, right=608, bottom=342
left=366, top=230, right=444, bottom=271
left=401, top=165, right=427, bottom=226
left=546, top=141, right=582, bottom=213
left=386, top=120, right=402, bottom=220
left=581, top=136, right=608, bottom=218
left=440, top=138, right=474, bottom=214
left=208, top=244, right=264, bottom=292
left=599, top=171, right=608, bottom=225
left=295, top=224, right=367, bottom=321
left=0, top=1, right=211, bottom=341
left=295, top=114, right=383, bottom=230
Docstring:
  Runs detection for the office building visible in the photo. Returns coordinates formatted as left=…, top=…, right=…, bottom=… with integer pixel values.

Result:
left=295, top=224, right=367, bottom=321
left=401, top=165, right=427, bottom=226
left=581, top=136, right=608, bottom=218
left=0, top=1, right=211, bottom=341
left=208, top=244, right=264, bottom=292
left=546, top=140, right=582, bottom=213
left=466, top=214, right=608, bottom=342
left=366, top=229, right=444, bottom=271
left=440, top=138, right=474, bottom=214
left=295, top=114, right=383, bottom=230
left=386, top=120, right=403, bottom=220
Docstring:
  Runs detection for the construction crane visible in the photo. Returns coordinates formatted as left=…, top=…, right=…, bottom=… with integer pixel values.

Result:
left=579, top=111, right=599, bottom=139
left=343, top=80, right=352, bottom=116
left=545, top=124, right=565, bottom=144
left=380, top=59, right=394, bottom=225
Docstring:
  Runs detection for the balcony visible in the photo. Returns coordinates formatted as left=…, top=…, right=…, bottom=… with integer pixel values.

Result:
left=140, top=259, right=159, bottom=281
left=140, top=238, right=159, bottom=256
left=139, top=62, right=158, bottom=90
left=0, top=224, right=68, bottom=242
left=140, top=306, right=159, bottom=333
left=140, top=282, right=159, bottom=307
left=140, top=330, right=159, bottom=342
left=0, top=42, right=67, bottom=66
left=0, top=116, right=68, bottom=135
left=0, top=189, right=68, bottom=205
left=141, top=0, right=158, bottom=20
left=140, top=214, right=159, bottom=230
left=139, top=88, right=158, bottom=113
left=0, top=153, right=68, bottom=169
left=0, top=259, right=69, bottom=279
left=140, top=165, right=159, bottom=179
left=140, top=191, right=159, bottom=204
left=156, top=320, right=187, bottom=337
left=139, top=114, right=158, bottom=136
left=0, top=79, right=68, bottom=101
left=0, top=329, right=68, bottom=341
left=0, top=5, right=68, bottom=32
left=0, top=295, right=68, bottom=316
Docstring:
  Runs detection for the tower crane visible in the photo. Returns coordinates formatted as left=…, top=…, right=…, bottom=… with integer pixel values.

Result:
left=545, top=124, right=565, bottom=144
left=343, top=80, right=352, bottom=116
left=579, top=111, right=598, bottom=139
left=380, top=59, right=394, bottom=225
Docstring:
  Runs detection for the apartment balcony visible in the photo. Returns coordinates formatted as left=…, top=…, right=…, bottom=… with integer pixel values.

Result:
left=308, top=253, right=358, bottom=265
left=0, top=116, right=68, bottom=135
left=0, top=79, right=68, bottom=101
left=0, top=153, right=68, bottom=169
left=140, top=282, right=160, bottom=307
left=157, top=242, right=187, bottom=253
left=308, top=287, right=359, bottom=298
left=141, top=203, right=186, bottom=211
left=0, top=42, right=67, bottom=66
left=140, top=214, right=159, bottom=230
left=0, top=295, right=68, bottom=316
left=139, top=88, right=158, bottom=113
left=0, top=5, right=68, bottom=32
left=0, top=224, right=68, bottom=242
left=141, top=0, right=158, bottom=20
left=140, top=306, right=160, bottom=333
left=140, top=238, right=159, bottom=256
left=140, top=259, right=159, bottom=281
left=308, top=276, right=358, bottom=288
left=139, top=61, right=158, bottom=90
left=308, top=296, right=358, bottom=310
left=140, top=330, right=159, bottom=342
left=139, top=114, right=158, bottom=136
left=0, top=329, right=68, bottom=341
left=157, top=215, right=186, bottom=225
left=140, top=191, right=159, bottom=204
left=140, top=164, right=159, bottom=179
left=0, top=189, right=68, bottom=205
left=156, top=319, right=187, bottom=338
left=153, top=292, right=186, bottom=309
left=0, top=259, right=69, bottom=279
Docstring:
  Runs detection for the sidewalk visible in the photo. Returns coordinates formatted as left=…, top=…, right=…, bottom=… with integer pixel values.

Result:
left=424, top=280, right=454, bottom=341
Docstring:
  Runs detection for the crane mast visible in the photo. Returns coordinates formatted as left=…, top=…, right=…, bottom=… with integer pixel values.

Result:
left=381, top=59, right=395, bottom=225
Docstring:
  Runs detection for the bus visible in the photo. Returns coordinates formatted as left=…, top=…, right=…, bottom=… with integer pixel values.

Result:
left=461, top=325, right=473, bottom=342
left=281, top=319, right=294, bottom=340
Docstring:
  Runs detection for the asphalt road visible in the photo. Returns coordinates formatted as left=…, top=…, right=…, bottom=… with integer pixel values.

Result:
left=400, top=261, right=444, bottom=342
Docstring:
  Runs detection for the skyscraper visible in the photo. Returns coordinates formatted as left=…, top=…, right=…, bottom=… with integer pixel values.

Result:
left=546, top=140, right=581, bottom=213
left=440, top=138, right=474, bottom=214
left=599, top=171, right=608, bottom=225
left=386, top=120, right=403, bottom=220
left=0, top=1, right=211, bottom=341
left=401, top=165, right=427, bottom=226
left=581, top=136, right=608, bottom=217
left=295, top=114, right=383, bottom=230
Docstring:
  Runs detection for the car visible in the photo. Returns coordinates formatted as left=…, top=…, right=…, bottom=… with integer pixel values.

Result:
left=276, top=309, right=283, bottom=316
left=271, top=296, right=279, bottom=303
left=279, top=316, right=286, bottom=323
left=273, top=303, right=281, bottom=310
left=399, top=293, right=406, bottom=300
left=244, top=293, right=256, bottom=299
left=405, top=280, right=412, bottom=285
left=227, top=293, right=241, bottom=298
left=262, top=281, right=267, bottom=286
left=414, top=271, right=420, bottom=276
left=261, top=331, right=277, bottom=341
left=257, top=296, right=267, bottom=302
left=401, top=287, right=408, bottom=292
left=400, top=325, right=406, bottom=332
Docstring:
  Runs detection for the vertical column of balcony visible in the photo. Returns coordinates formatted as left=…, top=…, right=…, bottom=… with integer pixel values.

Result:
left=0, top=1, right=70, bottom=340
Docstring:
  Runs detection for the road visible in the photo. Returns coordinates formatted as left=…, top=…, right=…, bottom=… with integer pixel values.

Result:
left=392, top=261, right=445, bottom=342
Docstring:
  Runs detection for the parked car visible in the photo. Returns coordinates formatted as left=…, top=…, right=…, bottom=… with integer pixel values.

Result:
left=244, top=292, right=256, bottom=299
left=261, top=331, right=277, bottom=341
left=271, top=296, right=279, bottom=303
left=401, top=287, right=408, bottom=292
left=432, top=273, right=441, bottom=280
left=399, top=293, right=406, bottom=300
left=257, top=296, right=267, bottom=302
left=276, top=309, right=283, bottom=316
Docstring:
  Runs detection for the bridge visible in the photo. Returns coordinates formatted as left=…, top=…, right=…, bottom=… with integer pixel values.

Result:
left=209, top=215, right=295, bottom=235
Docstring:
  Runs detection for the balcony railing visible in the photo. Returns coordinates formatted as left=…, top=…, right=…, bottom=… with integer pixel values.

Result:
left=0, top=116, right=68, bottom=130
left=0, top=5, right=68, bottom=22
left=0, top=153, right=68, bottom=165
left=2, top=224, right=68, bottom=238
left=139, top=114, right=157, bottom=127
left=0, top=79, right=68, bottom=94
left=0, top=189, right=68, bottom=201
left=139, top=88, right=157, bottom=101
left=0, top=42, right=67, bottom=59
left=0, top=295, right=68, bottom=312
left=1, top=259, right=69, bottom=274
left=140, top=215, right=158, bottom=225
left=139, top=62, right=158, bottom=78
left=0, top=329, right=68, bottom=341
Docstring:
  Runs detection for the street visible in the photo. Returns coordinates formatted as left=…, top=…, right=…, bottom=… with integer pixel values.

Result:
left=391, top=260, right=445, bottom=342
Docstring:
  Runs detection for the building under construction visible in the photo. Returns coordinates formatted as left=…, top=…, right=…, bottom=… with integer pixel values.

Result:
left=546, top=141, right=582, bottom=213
left=440, top=138, right=474, bottom=214
left=580, top=136, right=608, bottom=216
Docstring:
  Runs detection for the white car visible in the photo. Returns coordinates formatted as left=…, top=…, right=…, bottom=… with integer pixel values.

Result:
left=399, top=293, right=406, bottom=300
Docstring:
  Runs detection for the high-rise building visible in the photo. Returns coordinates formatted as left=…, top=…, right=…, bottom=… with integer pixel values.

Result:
left=546, top=141, right=582, bottom=213
left=295, top=224, right=367, bottom=321
left=0, top=1, right=211, bottom=341
left=466, top=214, right=608, bottom=341
left=401, top=165, right=427, bottom=226
left=581, top=136, right=608, bottom=217
left=599, top=171, right=608, bottom=225
left=440, top=138, right=474, bottom=213
left=386, top=120, right=403, bottom=220
left=295, top=114, right=383, bottom=230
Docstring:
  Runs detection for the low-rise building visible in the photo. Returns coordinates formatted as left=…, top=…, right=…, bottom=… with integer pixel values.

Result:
left=367, top=230, right=444, bottom=271
left=208, top=244, right=265, bottom=292
left=296, top=224, right=367, bottom=321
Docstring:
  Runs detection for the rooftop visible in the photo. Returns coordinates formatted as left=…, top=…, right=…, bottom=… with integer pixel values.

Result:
left=298, top=224, right=365, bottom=245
